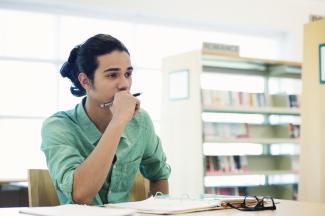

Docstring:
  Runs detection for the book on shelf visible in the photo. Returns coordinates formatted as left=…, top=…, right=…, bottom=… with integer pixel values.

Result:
left=289, top=95, right=300, bottom=108
left=273, top=124, right=300, bottom=139
left=288, top=123, right=300, bottom=138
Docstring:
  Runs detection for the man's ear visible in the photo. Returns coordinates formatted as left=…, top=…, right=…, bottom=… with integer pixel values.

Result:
left=78, top=72, right=92, bottom=90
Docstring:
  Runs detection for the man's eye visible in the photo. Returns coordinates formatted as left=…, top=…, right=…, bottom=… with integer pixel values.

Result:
left=106, top=73, right=118, bottom=78
left=125, top=72, right=132, bottom=78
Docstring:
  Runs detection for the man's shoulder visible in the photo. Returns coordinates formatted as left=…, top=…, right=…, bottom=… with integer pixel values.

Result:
left=42, top=108, right=77, bottom=130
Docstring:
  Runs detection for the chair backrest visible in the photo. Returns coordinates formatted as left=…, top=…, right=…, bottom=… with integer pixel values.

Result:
left=27, top=169, right=60, bottom=207
left=28, top=169, right=149, bottom=206
left=130, top=170, right=150, bottom=201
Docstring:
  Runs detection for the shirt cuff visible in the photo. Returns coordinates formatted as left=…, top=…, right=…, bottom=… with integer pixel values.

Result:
left=57, top=169, right=75, bottom=204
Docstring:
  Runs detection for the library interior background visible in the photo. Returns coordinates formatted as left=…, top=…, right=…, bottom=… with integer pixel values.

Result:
left=1, top=0, right=325, bottom=207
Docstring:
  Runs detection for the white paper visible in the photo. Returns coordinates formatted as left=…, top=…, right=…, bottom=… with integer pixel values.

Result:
left=19, top=204, right=136, bottom=216
left=109, top=196, right=223, bottom=214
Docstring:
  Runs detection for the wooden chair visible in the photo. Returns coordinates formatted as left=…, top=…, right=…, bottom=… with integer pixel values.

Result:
left=130, top=170, right=150, bottom=201
left=27, top=169, right=60, bottom=207
left=28, top=169, right=149, bottom=206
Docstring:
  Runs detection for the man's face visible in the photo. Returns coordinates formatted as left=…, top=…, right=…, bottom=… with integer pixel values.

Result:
left=88, top=50, right=133, bottom=104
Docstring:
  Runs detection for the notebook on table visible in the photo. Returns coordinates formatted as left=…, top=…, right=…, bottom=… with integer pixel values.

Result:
left=107, top=195, right=257, bottom=214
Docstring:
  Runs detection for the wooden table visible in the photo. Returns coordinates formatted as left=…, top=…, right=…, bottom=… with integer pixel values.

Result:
left=0, top=178, right=27, bottom=184
left=1, top=200, right=325, bottom=216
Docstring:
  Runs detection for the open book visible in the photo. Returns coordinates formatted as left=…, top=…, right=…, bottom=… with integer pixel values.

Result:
left=108, top=195, right=255, bottom=214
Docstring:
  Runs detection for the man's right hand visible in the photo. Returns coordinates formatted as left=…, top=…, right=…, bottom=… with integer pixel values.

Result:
left=109, top=91, right=140, bottom=126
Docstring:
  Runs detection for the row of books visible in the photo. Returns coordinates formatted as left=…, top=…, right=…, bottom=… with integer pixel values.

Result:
left=201, top=89, right=301, bottom=108
left=205, top=156, right=248, bottom=173
left=201, top=90, right=266, bottom=107
left=203, top=122, right=301, bottom=140
left=205, top=187, right=246, bottom=196
left=203, top=123, right=249, bottom=139
left=206, top=155, right=299, bottom=174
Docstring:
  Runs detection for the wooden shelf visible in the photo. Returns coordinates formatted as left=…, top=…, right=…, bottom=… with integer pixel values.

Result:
left=201, top=53, right=302, bottom=76
left=204, top=170, right=298, bottom=187
left=201, top=56, right=267, bottom=71
left=201, top=51, right=302, bottom=66
left=203, top=105, right=300, bottom=115
left=205, top=170, right=298, bottom=176
left=203, top=137, right=300, bottom=144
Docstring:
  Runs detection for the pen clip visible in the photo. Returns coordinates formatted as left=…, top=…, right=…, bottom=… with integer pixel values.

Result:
left=100, top=101, right=113, bottom=108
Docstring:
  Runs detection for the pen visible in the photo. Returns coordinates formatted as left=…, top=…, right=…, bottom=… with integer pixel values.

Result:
left=100, top=92, right=142, bottom=108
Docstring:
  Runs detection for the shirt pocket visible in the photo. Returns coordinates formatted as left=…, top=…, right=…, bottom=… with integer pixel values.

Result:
left=112, top=156, right=142, bottom=193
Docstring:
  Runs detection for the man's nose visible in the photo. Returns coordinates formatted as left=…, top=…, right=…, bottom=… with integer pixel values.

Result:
left=117, top=75, right=130, bottom=90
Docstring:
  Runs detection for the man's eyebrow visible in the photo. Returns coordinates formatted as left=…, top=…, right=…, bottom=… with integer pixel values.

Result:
left=103, top=66, right=133, bottom=72
left=103, top=68, right=120, bottom=72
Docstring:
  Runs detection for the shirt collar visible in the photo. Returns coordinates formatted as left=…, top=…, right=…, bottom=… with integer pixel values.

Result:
left=76, top=97, right=128, bottom=144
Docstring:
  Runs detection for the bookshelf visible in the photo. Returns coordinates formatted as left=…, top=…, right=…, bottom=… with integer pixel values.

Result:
left=161, top=49, right=301, bottom=199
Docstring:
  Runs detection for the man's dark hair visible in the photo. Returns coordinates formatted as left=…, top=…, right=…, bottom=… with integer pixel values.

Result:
left=60, top=34, right=130, bottom=97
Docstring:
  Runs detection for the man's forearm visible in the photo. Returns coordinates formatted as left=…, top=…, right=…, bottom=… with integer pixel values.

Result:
left=72, top=119, right=126, bottom=204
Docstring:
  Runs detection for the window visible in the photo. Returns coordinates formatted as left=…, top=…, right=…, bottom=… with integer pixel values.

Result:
left=0, top=60, right=57, bottom=116
left=0, top=7, right=282, bottom=180
left=0, top=9, right=56, bottom=59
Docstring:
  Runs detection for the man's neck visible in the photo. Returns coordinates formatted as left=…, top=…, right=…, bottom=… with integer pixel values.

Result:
left=84, top=97, right=113, bottom=133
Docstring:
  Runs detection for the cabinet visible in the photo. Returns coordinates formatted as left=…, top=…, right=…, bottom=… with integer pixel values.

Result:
left=161, top=50, right=301, bottom=199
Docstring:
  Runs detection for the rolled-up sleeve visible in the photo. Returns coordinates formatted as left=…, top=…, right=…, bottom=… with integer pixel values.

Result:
left=140, top=112, right=171, bottom=181
left=41, top=117, right=84, bottom=204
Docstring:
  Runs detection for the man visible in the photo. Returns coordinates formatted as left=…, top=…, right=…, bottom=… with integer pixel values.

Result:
left=41, top=34, right=171, bottom=205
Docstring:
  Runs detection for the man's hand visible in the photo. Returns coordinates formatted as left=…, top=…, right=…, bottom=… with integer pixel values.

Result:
left=110, top=91, right=140, bottom=125
left=149, top=179, right=169, bottom=197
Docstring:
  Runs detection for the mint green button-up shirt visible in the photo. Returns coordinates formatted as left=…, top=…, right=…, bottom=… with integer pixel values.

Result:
left=41, top=99, right=171, bottom=205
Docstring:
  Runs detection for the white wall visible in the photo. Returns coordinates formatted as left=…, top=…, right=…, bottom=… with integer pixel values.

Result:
left=2, top=0, right=325, bottom=61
